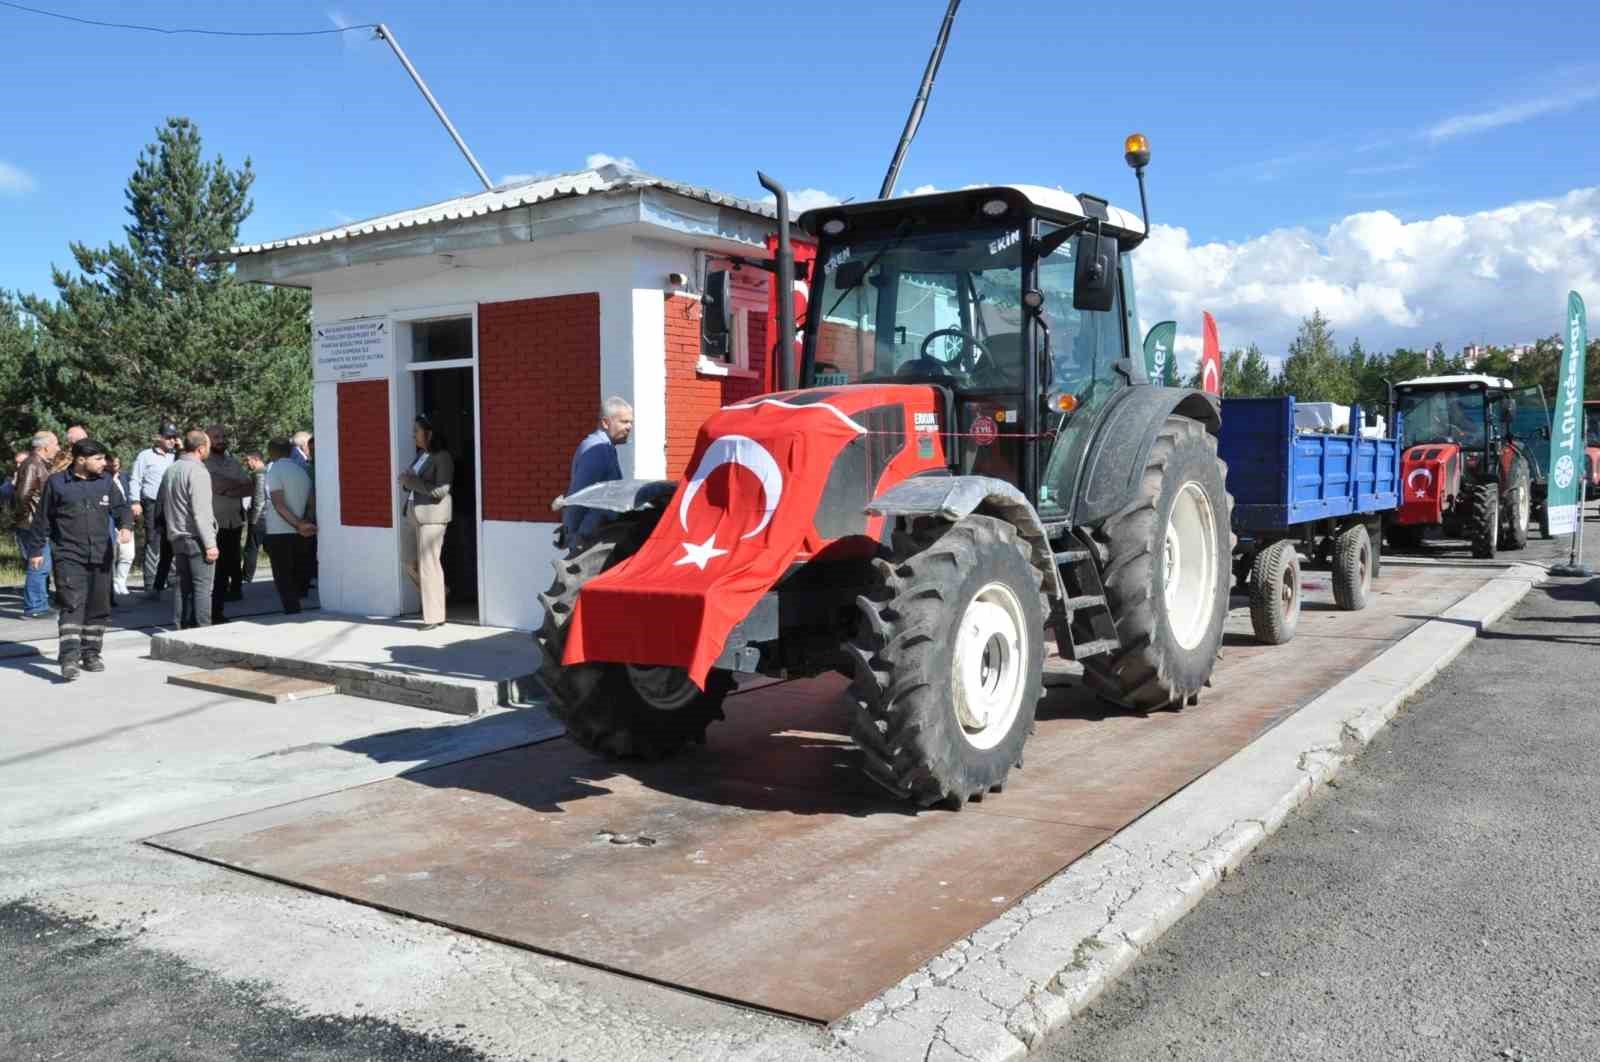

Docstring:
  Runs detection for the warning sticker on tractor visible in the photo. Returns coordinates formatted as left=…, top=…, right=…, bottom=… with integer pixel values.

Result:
left=970, top=415, right=998, bottom=446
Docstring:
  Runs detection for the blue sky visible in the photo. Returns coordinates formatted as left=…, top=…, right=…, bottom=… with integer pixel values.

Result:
left=3, top=0, right=1598, bottom=359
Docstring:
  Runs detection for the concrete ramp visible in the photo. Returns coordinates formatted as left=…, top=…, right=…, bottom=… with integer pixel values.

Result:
left=151, top=616, right=540, bottom=715
left=147, top=563, right=1493, bottom=1023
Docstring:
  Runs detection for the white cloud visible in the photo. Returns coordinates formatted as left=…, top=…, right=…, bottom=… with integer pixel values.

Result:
left=1427, top=84, right=1600, bottom=142
left=759, top=187, right=843, bottom=212
left=0, top=161, right=36, bottom=196
left=585, top=152, right=638, bottom=171
left=1135, top=187, right=1600, bottom=372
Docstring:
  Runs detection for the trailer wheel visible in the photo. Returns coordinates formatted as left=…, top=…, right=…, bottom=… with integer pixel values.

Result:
left=1468, top=483, right=1500, bottom=559
left=535, top=518, right=732, bottom=759
left=1387, top=523, right=1425, bottom=550
left=1082, top=416, right=1232, bottom=710
left=1331, top=524, right=1373, bottom=611
left=1249, top=540, right=1301, bottom=644
left=847, top=515, right=1044, bottom=809
left=1502, top=460, right=1531, bottom=551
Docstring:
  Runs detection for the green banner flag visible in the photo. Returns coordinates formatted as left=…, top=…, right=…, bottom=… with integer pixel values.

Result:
left=1547, top=290, right=1589, bottom=536
left=1143, top=321, right=1177, bottom=386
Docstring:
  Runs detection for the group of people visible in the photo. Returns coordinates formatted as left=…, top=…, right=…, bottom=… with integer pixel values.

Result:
left=6, top=422, right=319, bottom=681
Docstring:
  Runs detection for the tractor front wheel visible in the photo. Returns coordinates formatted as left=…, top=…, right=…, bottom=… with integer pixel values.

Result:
left=536, top=518, right=733, bottom=759
left=1502, top=461, right=1531, bottom=551
left=1468, top=484, right=1500, bottom=559
left=847, top=515, right=1045, bottom=809
left=1082, top=416, right=1231, bottom=710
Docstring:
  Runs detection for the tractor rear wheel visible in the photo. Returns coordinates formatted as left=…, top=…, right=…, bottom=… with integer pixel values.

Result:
left=847, top=515, right=1044, bottom=809
left=1082, top=416, right=1231, bottom=710
left=1249, top=540, right=1301, bottom=644
left=1502, top=460, right=1531, bottom=551
left=1468, top=483, right=1500, bottom=559
left=535, top=517, right=733, bottom=759
left=1331, top=524, right=1374, bottom=611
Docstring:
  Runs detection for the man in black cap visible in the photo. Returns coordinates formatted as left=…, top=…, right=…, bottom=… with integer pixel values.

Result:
left=27, top=439, right=133, bottom=681
left=131, top=422, right=179, bottom=597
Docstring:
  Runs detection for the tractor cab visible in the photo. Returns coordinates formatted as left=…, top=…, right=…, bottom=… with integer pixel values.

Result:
left=794, top=182, right=1150, bottom=518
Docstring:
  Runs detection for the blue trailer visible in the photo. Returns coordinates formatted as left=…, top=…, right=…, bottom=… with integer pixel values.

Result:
left=1219, top=396, right=1400, bottom=644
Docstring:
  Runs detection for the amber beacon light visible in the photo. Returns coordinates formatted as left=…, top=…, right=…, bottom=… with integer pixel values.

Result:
left=1123, top=133, right=1151, bottom=170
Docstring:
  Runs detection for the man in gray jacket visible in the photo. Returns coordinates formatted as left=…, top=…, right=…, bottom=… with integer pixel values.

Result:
left=156, top=430, right=218, bottom=630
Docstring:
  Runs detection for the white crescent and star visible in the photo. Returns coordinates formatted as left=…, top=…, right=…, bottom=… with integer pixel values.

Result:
left=673, top=434, right=786, bottom=570
left=1202, top=359, right=1220, bottom=394
left=1407, top=466, right=1432, bottom=500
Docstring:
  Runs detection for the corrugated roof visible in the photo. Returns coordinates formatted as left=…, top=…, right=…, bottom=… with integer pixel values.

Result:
left=227, top=163, right=775, bottom=257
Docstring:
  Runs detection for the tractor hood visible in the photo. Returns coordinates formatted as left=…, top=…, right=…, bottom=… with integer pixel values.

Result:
left=562, top=385, right=948, bottom=686
left=1396, top=442, right=1463, bottom=527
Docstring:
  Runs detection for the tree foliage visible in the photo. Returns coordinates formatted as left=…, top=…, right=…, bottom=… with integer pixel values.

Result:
left=5, top=117, right=310, bottom=462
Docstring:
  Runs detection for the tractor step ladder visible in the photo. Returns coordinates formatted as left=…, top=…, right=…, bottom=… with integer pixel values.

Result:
left=1050, top=530, right=1121, bottom=662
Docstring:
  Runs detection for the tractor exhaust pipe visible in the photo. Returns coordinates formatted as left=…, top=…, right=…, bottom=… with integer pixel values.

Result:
left=759, top=171, right=798, bottom=392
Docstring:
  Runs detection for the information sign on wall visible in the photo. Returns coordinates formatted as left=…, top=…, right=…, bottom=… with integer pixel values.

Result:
left=314, top=317, right=392, bottom=382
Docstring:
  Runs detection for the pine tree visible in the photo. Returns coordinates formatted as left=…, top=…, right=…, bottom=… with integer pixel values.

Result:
left=1235, top=343, right=1275, bottom=396
left=1278, top=310, right=1354, bottom=403
left=20, top=117, right=310, bottom=461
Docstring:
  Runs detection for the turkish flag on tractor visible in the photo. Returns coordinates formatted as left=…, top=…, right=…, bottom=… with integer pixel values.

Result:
left=1200, top=311, right=1223, bottom=396
left=562, top=398, right=865, bottom=687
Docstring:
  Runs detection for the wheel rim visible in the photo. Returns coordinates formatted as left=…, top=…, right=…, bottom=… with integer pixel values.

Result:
left=1358, top=538, right=1371, bottom=590
left=1164, top=481, right=1220, bottom=651
left=1279, top=559, right=1297, bottom=617
left=625, top=664, right=699, bottom=710
left=951, top=581, right=1028, bottom=751
left=1517, top=488, right=1530, bottom=535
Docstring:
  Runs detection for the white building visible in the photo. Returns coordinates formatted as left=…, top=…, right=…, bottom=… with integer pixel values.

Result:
left=227, top=163, right=780, bottom=630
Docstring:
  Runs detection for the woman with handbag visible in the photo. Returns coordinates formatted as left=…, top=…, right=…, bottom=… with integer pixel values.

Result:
left=399, top=414, right=454, bottom=630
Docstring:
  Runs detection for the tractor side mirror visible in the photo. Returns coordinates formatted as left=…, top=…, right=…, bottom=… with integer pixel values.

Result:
left=1072, top=228, right=1119, bottom=312
left=702, top=270, right=733, bottom=356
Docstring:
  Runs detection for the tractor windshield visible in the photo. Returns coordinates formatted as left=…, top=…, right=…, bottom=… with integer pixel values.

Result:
left=810, top=224, right=1028, bottom=391
left=1398, top=389, right=1486, bottom=449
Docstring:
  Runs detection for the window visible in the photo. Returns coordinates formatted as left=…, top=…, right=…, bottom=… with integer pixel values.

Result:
left=412, top=317, right=473, bottom=362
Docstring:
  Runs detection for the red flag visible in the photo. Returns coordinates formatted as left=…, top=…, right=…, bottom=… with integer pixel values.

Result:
left=1200, top=311, right=1222, bottom=396
left=562, top=396, right=868, bottom=687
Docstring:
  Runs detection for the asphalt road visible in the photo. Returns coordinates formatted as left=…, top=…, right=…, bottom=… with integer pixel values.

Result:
left=1042, top=571, right=1600, bottom=1062
left=0, top=900, right=495, bottom=1062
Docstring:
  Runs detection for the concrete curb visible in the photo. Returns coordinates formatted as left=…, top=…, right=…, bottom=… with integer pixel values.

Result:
left=832, top=563, right=1543, bottom=1062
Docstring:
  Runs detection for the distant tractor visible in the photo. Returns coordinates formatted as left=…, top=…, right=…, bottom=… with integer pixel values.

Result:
left=1387, top=374, right=1547, bottom=558
left=538, top=137, right=1236, bottom=808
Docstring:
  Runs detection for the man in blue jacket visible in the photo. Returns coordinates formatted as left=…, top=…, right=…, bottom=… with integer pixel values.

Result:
left=561, top=396, right=633, bottom=547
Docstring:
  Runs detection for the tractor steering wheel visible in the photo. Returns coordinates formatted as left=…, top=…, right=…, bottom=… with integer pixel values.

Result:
left=920, top=328, right=992, bottom=374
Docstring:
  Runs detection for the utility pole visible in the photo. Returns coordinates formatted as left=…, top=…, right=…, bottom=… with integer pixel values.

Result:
left=374, top=23, right=493, bottom=192
left=878, top=0, right=961, bottom=200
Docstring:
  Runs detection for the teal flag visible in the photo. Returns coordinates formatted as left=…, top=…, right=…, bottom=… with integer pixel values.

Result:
left=1547, top=290, right=1589, bottom=535
left=1143, top=321, right=1177, bottom=386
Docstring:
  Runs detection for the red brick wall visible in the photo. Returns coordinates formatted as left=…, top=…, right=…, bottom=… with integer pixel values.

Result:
left=663, top=295, right=770, bottom=477
left=336, top=379, right=393, bottom=528
left=479, top=293, right=600, bottom=522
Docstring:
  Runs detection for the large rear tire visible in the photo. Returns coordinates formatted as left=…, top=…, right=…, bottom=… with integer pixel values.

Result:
left=1467, top=483, right=1499, bottom=560
left=1082, top=416, right=1231, bottom=710
left=1248, top=540, right=1301, bottom=644
left=1502, top=460, right=1531, bottom=551
left=535, top=518, right=733, bottom=758
left=847, top=515, right=1045, bottom=809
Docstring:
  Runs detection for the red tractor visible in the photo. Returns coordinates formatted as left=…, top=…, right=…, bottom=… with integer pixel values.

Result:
left=537, top=139, right=1235, bottom=808
left=1387, top=374, right=1547, bottom=557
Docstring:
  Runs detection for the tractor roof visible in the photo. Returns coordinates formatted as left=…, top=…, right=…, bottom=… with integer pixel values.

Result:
left=798, top=184, right=1146, bottom=239
left=1395, top=373, right=1516, bottom=392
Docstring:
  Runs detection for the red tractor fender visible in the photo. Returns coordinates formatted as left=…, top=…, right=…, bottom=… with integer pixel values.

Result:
left=866, top=475, right=1067, bottom=603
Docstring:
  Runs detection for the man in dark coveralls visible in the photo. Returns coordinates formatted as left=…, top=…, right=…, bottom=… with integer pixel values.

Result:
left=27, top=439, right=133, bottom=681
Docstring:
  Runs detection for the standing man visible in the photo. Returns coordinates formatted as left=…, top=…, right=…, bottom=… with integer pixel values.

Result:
left=131, top=424, right=180, bottom=598
left=561, top=396, right=633, bottom=547
left=27, top=439, right=132, bottom=680
left=263, top=439, right=315, bottom=614
left=240, top=449, right=268, bottom=589
left=203, top=425, right=254, bottom=622
left=157, top=430, right=218, bottom=630
left=12, top=432, right=60, bottom=619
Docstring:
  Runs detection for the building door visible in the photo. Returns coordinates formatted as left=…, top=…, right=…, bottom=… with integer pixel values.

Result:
left=399, top=311, right=481, bottom=624
left=415, top=366, right=478, bottom=619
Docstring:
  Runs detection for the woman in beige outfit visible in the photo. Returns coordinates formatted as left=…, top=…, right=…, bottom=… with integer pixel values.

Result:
left=399, top=415, right=454, bottom=630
